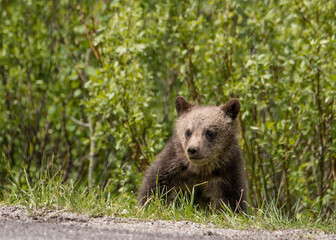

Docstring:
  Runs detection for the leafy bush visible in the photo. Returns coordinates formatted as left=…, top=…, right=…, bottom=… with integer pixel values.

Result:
left=0, top=0, right=96, bottom=187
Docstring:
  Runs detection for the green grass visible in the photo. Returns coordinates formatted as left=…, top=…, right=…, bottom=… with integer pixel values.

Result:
left=1, top=169, right=335, bottom=234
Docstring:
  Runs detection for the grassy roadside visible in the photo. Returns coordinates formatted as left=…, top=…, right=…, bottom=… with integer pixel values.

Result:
left=1, top=170, right=335, bottom=234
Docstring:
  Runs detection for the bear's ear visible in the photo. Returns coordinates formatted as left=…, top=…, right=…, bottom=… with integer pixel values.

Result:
left=175, top=96, right=193, bottom=116
left=220, top=98, right=240, bottom=120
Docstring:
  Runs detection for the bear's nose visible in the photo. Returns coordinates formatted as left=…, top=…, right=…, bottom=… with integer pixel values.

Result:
left=187, top=146, right=200, bottom=157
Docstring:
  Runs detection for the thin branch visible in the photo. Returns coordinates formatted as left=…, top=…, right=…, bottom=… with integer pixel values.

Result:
left=88, top=116, right=95, bottom=189
left=77, top=5, right=102, bottom=66
left=70, top=116, right=90, bottom=127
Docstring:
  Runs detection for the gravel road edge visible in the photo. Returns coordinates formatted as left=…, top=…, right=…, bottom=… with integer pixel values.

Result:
left=0, top=205, right=334, bottom=240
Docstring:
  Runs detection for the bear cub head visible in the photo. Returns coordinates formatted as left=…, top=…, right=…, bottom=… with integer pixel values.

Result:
left=175, top=96, right=240, bottom=167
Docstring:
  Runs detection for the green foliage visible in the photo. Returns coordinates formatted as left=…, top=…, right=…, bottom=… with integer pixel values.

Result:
left=0, top=0, right=95, bottom=188
left=1, top=0, right=335, bottom=219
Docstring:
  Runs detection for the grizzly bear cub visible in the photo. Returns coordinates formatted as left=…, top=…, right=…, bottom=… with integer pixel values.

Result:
left=139, top=96, right=247, bottom=212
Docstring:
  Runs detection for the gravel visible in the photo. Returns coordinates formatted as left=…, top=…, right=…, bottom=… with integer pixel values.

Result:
left=0, top=205, right=334, bottom=240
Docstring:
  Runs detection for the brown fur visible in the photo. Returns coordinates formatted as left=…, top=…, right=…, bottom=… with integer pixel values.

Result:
left=139, top=96, right=247, bottom=212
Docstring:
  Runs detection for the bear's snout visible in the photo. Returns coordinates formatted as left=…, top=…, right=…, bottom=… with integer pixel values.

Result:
left=187, top=146, right=199, bottom=155
left=187, top=146, right=202, bottom=159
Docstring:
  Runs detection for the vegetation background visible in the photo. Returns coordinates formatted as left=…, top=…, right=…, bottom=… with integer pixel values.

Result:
left=0, top=0, right=335, bottom=222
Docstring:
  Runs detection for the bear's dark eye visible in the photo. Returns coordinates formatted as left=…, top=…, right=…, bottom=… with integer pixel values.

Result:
left=205, top=130, right=216, bottom=140
left=185, top=129, right=192, bottom=139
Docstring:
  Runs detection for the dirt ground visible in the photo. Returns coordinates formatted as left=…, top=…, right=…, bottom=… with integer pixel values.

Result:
left=0, top=205, right=335, bottom=240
